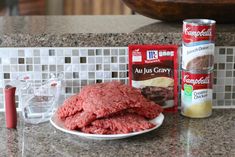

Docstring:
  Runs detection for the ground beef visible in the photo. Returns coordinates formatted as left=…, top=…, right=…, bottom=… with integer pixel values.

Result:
left=56, top=81, right=163, bottom=134
left=89, top=113, right=155, bottom=134
left=127, top=102, right=163, bottom=119
left=80, top=82, right=162, bottom=118
left=81, top=126, right=111, bottom=134
left=64, top=111, right=96, bottom=130
left=56, top=95, right=83, bottom=120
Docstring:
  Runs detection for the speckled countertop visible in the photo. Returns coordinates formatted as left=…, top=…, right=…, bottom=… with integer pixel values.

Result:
left=0, top=109, right=234, bottom=157
left=0, top=15, right=235, bottom=47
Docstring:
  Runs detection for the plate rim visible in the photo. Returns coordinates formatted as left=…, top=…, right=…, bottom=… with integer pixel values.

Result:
left=50, top=113, right=164, bottom=139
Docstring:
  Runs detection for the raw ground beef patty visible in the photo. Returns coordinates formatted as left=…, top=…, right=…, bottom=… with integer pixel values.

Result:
left=86, top=113, right=155, bottom=134
left=56, top=81, right=163, bottom=134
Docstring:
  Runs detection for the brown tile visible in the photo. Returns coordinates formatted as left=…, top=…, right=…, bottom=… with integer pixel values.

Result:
left=112, top=72, right=118, bottom=78
left=218, top=63, right=225, bottom=70
left=80, top=57, right=86, bottom=63
left=18, top=58, right=24, bottom=64
left=225, top=85, right=231, bottom=91
left=65, top=57, right=71, bottom=63
left=227, top=48, right=233, bottom=54
left=219, top=48, right=225, bottom=54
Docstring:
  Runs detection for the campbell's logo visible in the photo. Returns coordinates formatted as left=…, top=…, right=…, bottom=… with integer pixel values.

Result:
left=184, top=27, right=212, bottom=37
left=183, top=75, right=210, bottom=85
left=183, top=24, right=215, bottom=43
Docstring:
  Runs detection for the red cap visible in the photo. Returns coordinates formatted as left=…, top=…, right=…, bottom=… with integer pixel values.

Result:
left=4, top=85, right=17, bottom=129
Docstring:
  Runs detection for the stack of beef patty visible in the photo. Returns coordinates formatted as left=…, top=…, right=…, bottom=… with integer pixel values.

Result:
left=56, top=81, right=163, bottom=134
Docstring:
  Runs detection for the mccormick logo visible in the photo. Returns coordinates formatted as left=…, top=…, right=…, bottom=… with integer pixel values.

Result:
left=184, top=27, right=212, bottom=37
left=183, top=75, right=210, bottom=85
left=146, top=50, right=158, bottom=60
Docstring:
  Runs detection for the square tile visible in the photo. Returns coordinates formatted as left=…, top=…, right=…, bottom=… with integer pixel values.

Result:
left=49, top=65, right=56, bottom=71
left=65, top=72, right=73, bottom=79
left=33, top=49, right=40, bottom=56
left=226, top=56, right=233, bottom=62
left=57, top=57, right=65, bottom=64
left=111, top=57, right=117, bottom=63
left=49, top=49, right=55, bottom=56
left=72, top=57, right=80, bottom=64
left=80, top=57, right=86, bottom=63
left=73, top=72, right=79, bottom=78
left=42, top=65, right=48, bottom=71
left=219, top=48, right=225, bottom=54
left=72, top=49, right=79, bottom=56
left=88, top=49, right=95, bottom=56
left=4, top=73, right=10, bottom=79
left=119, top=49, right=126, bottom=55
left=79, top=72, right=88, bottom=79
left=227, top=48, right=233, bottom=54
left=88, top=72, right=95, bottom=79
left=80, top=65, right=87, bottom=71
left=96, top=57, right=102, bottom=64
left=11, top=58, right=18, bottom=64
left=73, top=80, right=80, bottom=86
left=81, top=80, right=88, bottom=86
left=96, top=49, right=102, bottom=55
left=103, top=49, right=110, bottom=56
left=26, top=65, right=33, bottom=71
left=64, top=65, right=72, bottom=72
left=26, top=58, right=33, bottom=64
left=34, top=57, right=40, bottom=64
left=64, top=49, right=72, bottom=56
left=88, top=57, right=95, bottom=63
left=18, top=49, right=25, bottom=56
left=111, top=49, right=118, bottom=55
left=65, top=87, right=72, bottom=93
left=3, top=65, right=10, bottom=72
left=57, top=65, right=64, bottom=72
left=41, top=57, right=49, bottom=64
left=65, top=57, right=71, bottom=63
left=10, top=65, right=18, bottom=72
left=18, top=58, right=24, bottom=64
left=48, top=57, right=56, bottom=64
left=80, top=49, right=88, bottom=56
left=56, top=49, right=64, bottom=56
left=34, top=65, right=41, bottom=72
left=88, top=65, right=96, bottom=71
left=65, top=80, right=73, bottom=86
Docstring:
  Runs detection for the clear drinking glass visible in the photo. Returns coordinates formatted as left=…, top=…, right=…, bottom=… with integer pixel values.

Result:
left=14, top=73, right=63, bottom=124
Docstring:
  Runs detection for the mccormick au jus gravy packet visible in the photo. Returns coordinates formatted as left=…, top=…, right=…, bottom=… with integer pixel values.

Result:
left=129, top=45, right=178, bottom=112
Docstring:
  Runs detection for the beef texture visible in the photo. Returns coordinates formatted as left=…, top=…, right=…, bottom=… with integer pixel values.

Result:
left=80, top=81, right=162, bottom=119
left=56, top=81, right=163, bottom=134
left=83, top=113, right=155, bottom=134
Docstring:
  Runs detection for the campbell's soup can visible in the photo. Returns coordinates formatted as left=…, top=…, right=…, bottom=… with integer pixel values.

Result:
left=181, top=70, right=213, bottom=118
left=182, top=19, right=216, bottom=71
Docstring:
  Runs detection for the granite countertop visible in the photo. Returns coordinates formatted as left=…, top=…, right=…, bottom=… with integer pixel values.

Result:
left=0, top=109, right=234, bottom=157
left=0, top=15, right=235, bottom=47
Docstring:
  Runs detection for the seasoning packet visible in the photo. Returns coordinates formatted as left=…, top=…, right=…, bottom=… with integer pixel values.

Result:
left=129, top=45, right=178, bottom=112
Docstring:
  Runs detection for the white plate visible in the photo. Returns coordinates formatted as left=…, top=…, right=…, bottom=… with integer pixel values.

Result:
left=50, top=113, right=164, bottom=140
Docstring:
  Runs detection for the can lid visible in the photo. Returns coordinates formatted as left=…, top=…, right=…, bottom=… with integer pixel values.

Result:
left=183, top=19, right=216, bottom=25
left=181, top=69, right=214, bottom=74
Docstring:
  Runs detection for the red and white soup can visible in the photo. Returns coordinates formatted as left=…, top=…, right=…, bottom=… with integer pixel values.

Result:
left=182, top=19, right=216, bottom=71
left=181, top=70, right=213, bottom=118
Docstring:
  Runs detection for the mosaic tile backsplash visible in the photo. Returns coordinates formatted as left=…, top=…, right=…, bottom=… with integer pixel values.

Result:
left=0, top=47, right=234, bottom=111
